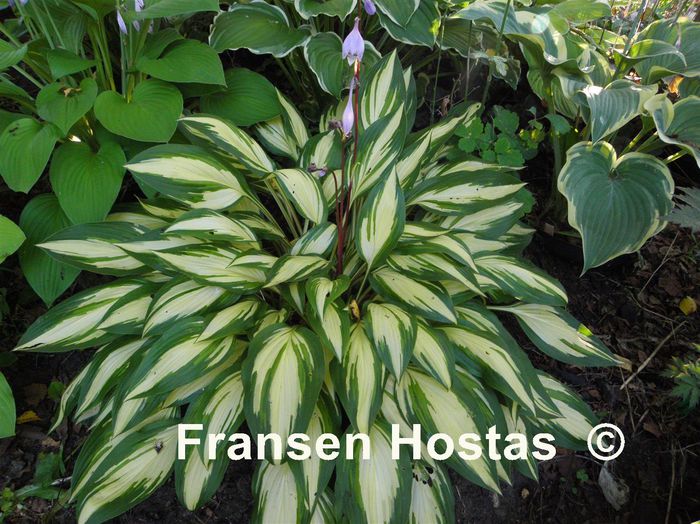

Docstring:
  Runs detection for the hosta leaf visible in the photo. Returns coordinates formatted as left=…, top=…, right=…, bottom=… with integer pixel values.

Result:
left=307, top=300, right=349, bottom=361
left=255, top=116, right=299, bottom=160
left=94, top=79, right=183, bottom=143
left=305, top=276, right=350, bottom=321
left=164, top=209, right=257, bottom=244
left=494, top=304, right=619, bottom=367
left=274, top=168, right=328, bottom=224
left=646, top=94, right=700, bottom=168
left=243, top=325, right=324, bottom=459
left=411, top=321, right=455, bottom=389
left=558, top=142, right=675, bottom=271
left=49, top=141, right=126, bottom=224
left=98, top=281, right=159, bottom=335
left=409, top=460, right=455, bottom=524
left=126, top=144, right=253, bottom=210
left=333, top=323, right=385, bottom=433
left=265, top=255, right=329, bottom=288
left=295, top=0, right=356, bottom=19
left=0, top=40, right=27, bottom=72
left=252, top=461, right=308, bottom=523
left=613, top=39, right=686, bottom=83
left=136, top=0, right=218, bottom=18
left=378, top=0, right=440, bottom=48
left=200, top=68, right=281, bottom=127
left=136, top=39, right=224, bottom=85
left=0, top=373, right=15, bottom=438
left=356, top=170, right=405, bottom=268
left=291, top=223, right=338, bottom=257
left=359, top=51, right=406, bottom=130
left=179, top=115, right=275, bottom=174
left=0, top=215, right=24, bottom=264
left=374, top=0, right=420, bottom=26
left=370, top=268, right=457, bottom=324
left=0, top=119, right=61, bottom=193
left=366, top=303, right=416, bottom=379
left=210, top=2, right=311, bottom=58
left=200, top=299, right=265, bottom=340
left=47, top=49, right=95, bottom=79
left=36, top=78, right=98, bottom=136
left=336, top=420, right=412, bottom=524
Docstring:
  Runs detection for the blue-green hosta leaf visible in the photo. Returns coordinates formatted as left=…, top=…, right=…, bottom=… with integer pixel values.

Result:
left=136, top=39, right=225, bottom=85
left=492, top=304, right=619, bottom=367
left=374, top=0, right=420, bottom=26
left=94, top=79, right=183, bottom=143
left=264, top=255, right=329, bottom=289
left=646, top=94, right=700, bottom=168
left=576, top=80, right=657, bottom=143
left=176, top=370, right=245, bottom=510
left=359, top=51, right=406, bottom=130
left=633, top=20, right=700, bottom=82
left=356, top=170, right=405, bottom=268
left=613, top=39, right=686, bottom=83
left=36, top=78, right=98, bottom=136
left=295, top=0, right=356, bottom=19
left=291, top=223, right=338, bottom=257
left=333, top=323, right=385, bottom=433
left=15, top=279, right=141, bottom=352
left=179, top=115, right=275, bottom=175
left=366, top=303, right=417, bottom=379
left=75, top=419, right=179, bottom=524
left=136, top=0, right=218, bottom=18
left=126, top=144, right=254, bottom=211
left=409, top=459, right=455, bottom=524
left=558, top=142, right=675, bottom=271
left=243, top=325, right=325, bottom=460
left=0, top=40, right=27, bottom=72
left=336, top=420, right=412, bottom=524
left=210, top=2, right=311, bottom=58
left=252, top=461, right=308, bottom=523
left=377, top=0, right=440, bottom=48
left=39, top=222, right=147, bottom=276
left=0, top=372, right=15, bottom=438
left=164, top=209, right=257, bottom=244
left=412, top=321, right=454, bottom=389
left=0, top=215, right=24, bottom=264
left=200, top=299, right=265, bottom=341
left=370, top=268, right=457, bottom=324
left=395, top=368, right=500, bottom=492
left=0, top=119, right=61, bottom=193
left=474, top=255, right=567, bottom=306
left=274, top=168, right=328, bottom=224
left=50, top=141, right=126, bottom=224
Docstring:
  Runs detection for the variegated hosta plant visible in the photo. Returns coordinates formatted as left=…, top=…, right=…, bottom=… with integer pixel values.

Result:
left=16, top=52, right=620, bottom=524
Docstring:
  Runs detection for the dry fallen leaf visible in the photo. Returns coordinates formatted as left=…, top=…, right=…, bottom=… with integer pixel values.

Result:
left=643, top=420, right=662, bottom=438
left=679, top=296, right=697, bottom=316
left=17, top=410, right=41, bottom=424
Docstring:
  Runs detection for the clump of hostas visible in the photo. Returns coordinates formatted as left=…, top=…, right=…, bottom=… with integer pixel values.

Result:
left=16, top=52, right=619, bottom=524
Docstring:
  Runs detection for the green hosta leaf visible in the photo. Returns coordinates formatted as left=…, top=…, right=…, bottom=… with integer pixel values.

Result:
left=36, top=78, right=97, bottom=136
left=308, top=300, right=349, bottom=361
left=576, top=80, right=657, bottom=143
left=558, top=142, right=675, bottom=271
left=336, top=420, right=412, bottom=524
left=374, top=0, right=420, bottom=26
left=0, top=215, right=25, bottom=264
left=39, top=222, right=147, bottom=276
left=333, top=323, right=385, bottom=433
left=98, top=282, right=158, bottom=335
left=126, top=144, right=254, bottom=210
left=136, top=0, right=218, bottom=17
left=265, top=255, right=329, bottom=288
left=15, top=279, right=140, bottom=352
left=378, top=0, right=440, bottom=48
left=359, top=51, right=406, bottom=130
left=252, top=461, right=308, bottom=523
left=210, top=2, right=311, bottom=58
left=356, top=170, right=405, bottom=268
left=255, top=116, right=299, bottom=160
left=474, top=255, right=567, bottom=306
left=295, top=0, right=356, bottom=19
left=0, top=40, right=27, bottom=72
left=136, top=39, right=225, bottom=85
left=550, top=0, right=611, bottom=23
left=200, top=68, right=281, bottom=128
left=387, top=251, right=481, bottom=298
left=243, top=325, right=325, bottom=459
left=0, top=372, right=15, bottom=438
left=18, top=195, right=81, bottom=305
left=409, top=460, right=455, bottom=524
left=646, top=94, right=700, bottom=168
left=291, top=223, right=338, bottom=257
left=274, top=168, right=328, bottom=224
left=370, top=268, right=457, bottom=324
left=277, top=92, right=309, bottom=154
left=492, top=304, right=619, bottom=367
left=200, top=299, right=264, bottom=341
left=165, top=209, right=257, bottom=244
left=49, top=141, right=126, bottom=224
left=305, top=276, right=349, bottom=321
left=94, top=80, right=183, bottom=142
left=0, top=119, right=61, bottom=193
left=395, top=368, right=500, bottom=492
left=179, top=115, right=275, bottom=174
left=366, top=303, right=416, bottom=378
left=613, top=39, right=686, bottom=83
left=46, top=49, right=95, bottom=79
left=412, top=321, right=454, bottom=389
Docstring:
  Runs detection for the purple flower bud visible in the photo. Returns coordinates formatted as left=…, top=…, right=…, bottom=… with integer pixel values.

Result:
left=116, top=10, right=128, bottom=34
left=341, top=79, right=356, bottom=136
left=135, top=0, right=144, bottom=11
left=363, top=0, right=376, bottom=15
left=316, top=168, right=328, bottom=179
left=342, top=18, right=364, bottom=66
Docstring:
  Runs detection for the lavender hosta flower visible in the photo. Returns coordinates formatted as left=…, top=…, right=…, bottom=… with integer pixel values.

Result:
left=342, top=18, right=364, bottom=66
left=116, top=9, right=128, bottom=34
left=132, top=0, right=143, bottom=29
left=341, top=78, right=357, bottom=136
left=8, top=0, right=29, bottom=7
left=363, top=0, right=376, bottom=15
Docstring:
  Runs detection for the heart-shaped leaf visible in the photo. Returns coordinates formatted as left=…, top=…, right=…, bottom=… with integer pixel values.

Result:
left=50, top=141, right=126, bottom=224
left=210, top=2, right=311, bottom=58
left=200, top=68, right=281, bottom=127
left=377, top=0, right=440, bottom=48
left=136, top=39, right=225, bottom=85
left=0, top=215, right=25, bottom=264
left=0, top=119, right=61, bottom=193
left=19, top=194, right=81, bottom=305
left=558, top=142, right=675, bottom=271
left=37, top=78, right=98, bottom=136
left=374, top=0, right=420, bottom=26
left=646, top=94, right=700, bottom=168
left=94, top=79, right=183, bottom=142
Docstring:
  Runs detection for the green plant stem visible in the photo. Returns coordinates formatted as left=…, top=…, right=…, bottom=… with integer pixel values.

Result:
left=11, top=65, right=44, bottom=89
left=665, top=150, right=687, bottom=164
left=621, top=126, right=651, bottom=154
left=465, top=21, right=473, bottom=101
left=636, top=132, right=662, bottom=153
left=482, top=0, right=512, bottom=108
left=430, top=16, right=446, bottom=125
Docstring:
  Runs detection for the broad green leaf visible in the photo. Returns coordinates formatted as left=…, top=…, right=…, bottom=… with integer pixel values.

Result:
left=356, top=170, right=405, bottom=268
left=0, top=372, right=15, bottom=438
left=18, top=195, right=81, bottom=305
left=0, top=40, right=26, bottom=72
left=47, top=49, right=95, bottom=79
left=613, top=39, right=686, bottom=83
left=558, top=142, right=675, bottom=271
left=36, top=78, right=98, bottom=136
left=374, top=0, right=420, bottom=26
left=378, top=0, right=440, bottom=48
left=242, top=325, right=324, bottom=460
left=295, top=0, right=355, bottom=19
left=274, top=168, right=328, bottom=224
left=49, top=141, right=126, bottom=224
left=136, top=39, right=225, bottom=85
left=550, top=0, right=611, bottom=23
left=0, top=215, right=25, bottom=264
left=252, top=461, right=308, bottom=523
left=0, top=119, right=61, bottom=193
left=646, top=94, right=700, bottom=168
left=366, top=303, right=416, bottom=378
left=210, top=2, right=311, bottom=58
left=94, top=80, right=183, bottom=142
left=200, top=68, right=281, bottom=127
left=136, top=0, right=219, bottom=18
